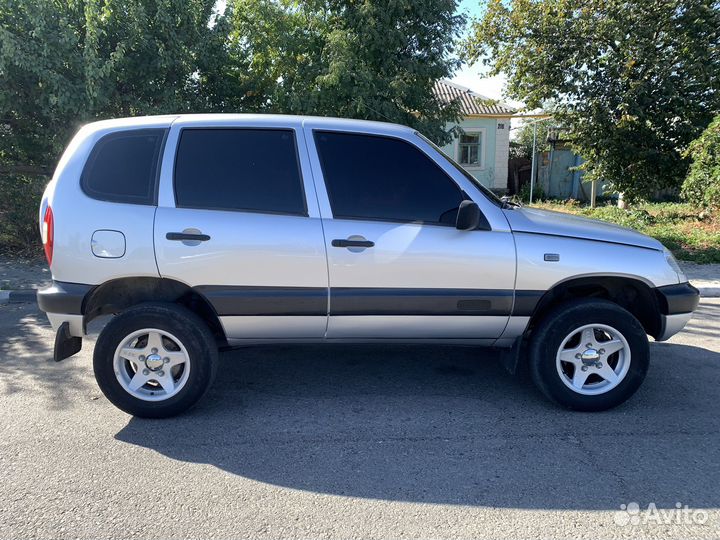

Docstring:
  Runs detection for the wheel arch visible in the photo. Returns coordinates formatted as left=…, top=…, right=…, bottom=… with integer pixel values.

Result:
left=527, top=275, right=663, bottom=340
left=82, top=277, right=227, bottom=346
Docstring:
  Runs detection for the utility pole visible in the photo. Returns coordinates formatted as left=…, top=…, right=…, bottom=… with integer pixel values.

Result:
left=529, top=122, right=537, bottom=204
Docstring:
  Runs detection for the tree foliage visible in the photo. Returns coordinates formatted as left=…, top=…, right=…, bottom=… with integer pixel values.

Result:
left=0, top=0, right=223, bottom=171
left=683, top=114, right=720, bottom=208
left=510, top=119, right=552, bottom=159
left=214, top=0, right=465, bottom=144
left=465, top=0, right=720, bottom=201
left=0, top=0, right=465, bottom=174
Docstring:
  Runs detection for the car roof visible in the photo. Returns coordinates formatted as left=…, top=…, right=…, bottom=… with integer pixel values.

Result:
left=81, top=113, right=416, bottom=138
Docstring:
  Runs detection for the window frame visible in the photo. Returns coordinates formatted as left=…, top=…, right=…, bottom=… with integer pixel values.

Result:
left=80, top=128, right=168, bottom=206
left=171, top=127, right=309, bottom=217
left=455, top=128, right=486, bottom=169
left=313, top=129, right=474, bottom=228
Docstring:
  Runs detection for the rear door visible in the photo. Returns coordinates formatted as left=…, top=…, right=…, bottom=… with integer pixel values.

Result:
left=305, top=126, right=516, bottom=340
left=154, top=120, right=328, bottom=340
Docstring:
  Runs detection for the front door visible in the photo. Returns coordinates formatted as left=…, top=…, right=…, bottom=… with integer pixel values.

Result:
left=154, top=123, right=328, bottom=340
left=305, top=127, right=516, bottom=340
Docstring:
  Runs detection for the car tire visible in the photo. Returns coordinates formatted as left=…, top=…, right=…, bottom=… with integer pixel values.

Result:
left=93, top=303, right=218, bottom=418
left=528, top=298, right=649, bottom=411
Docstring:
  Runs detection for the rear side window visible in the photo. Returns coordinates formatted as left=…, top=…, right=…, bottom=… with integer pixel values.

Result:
left=174, top=129, right=307, bottom=216
left=81, top=129, right=166, bottom=205
left=314, top=131, right=464, bottom=225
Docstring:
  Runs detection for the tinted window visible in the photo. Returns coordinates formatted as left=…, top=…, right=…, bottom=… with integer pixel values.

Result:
left=415, top=131, right=503, bottom=208
left=81, top=129, right=166, bottom=205
left=174, top=129, right=306, bottom=215
left=314, top=132, right=463, bottom=225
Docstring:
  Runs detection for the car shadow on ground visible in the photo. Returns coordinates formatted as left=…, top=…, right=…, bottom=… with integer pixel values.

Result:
left=115, top=337, right=720, bottom=510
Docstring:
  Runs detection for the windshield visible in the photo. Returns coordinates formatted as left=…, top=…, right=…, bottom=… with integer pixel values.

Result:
left=415, top=132, right=504, bottom=208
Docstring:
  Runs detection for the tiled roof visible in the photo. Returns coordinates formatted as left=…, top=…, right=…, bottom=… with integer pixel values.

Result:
left=433, top=79, right=516, bottom=116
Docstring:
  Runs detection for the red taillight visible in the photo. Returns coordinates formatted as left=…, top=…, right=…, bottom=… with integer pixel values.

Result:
left=42, top=206, right=54, bottom=266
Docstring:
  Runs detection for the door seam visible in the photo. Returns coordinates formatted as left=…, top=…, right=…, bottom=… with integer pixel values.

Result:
left=299, top=123, right=331, bottom=338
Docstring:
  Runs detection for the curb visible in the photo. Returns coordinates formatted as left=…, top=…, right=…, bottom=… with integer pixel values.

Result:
left=699, top=287, right=720, bottom=298
left=0, top=290, right=38, bottom=304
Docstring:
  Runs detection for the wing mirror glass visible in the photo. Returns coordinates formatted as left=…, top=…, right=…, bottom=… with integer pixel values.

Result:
left=455, top=200, right=481, bottom=231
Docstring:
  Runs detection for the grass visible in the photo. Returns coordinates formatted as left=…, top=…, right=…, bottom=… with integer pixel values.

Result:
left=531, top=200, right=720, bottom=264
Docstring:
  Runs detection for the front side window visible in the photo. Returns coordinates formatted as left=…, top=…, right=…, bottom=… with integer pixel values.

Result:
left=458, top=132, right=482, bottom=166
left=81, top=129, right=166, bottom=205
left=174, top=128, right=306, bottom=215
left=415, top=131, right=502, bottom=208
left=314, top=131, right=464, bottom=225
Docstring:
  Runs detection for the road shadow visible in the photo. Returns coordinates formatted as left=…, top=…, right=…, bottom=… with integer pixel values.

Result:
left=115, top=339, right=720, bottom=510
left=0, top=304, right=94, bottom=407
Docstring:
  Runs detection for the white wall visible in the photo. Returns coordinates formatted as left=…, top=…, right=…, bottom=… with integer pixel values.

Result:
left=493, top=119, right=510, bottom=190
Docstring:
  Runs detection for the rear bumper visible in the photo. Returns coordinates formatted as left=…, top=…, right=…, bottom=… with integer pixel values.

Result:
left=37, top=281, right=93, bottom=336
left=37, top=281, right=93, bottom=315
left=654, top=282, right=700, bottom=341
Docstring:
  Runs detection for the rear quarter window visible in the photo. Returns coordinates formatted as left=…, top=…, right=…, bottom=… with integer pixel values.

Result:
left=81, top=129, right=166, bottom=205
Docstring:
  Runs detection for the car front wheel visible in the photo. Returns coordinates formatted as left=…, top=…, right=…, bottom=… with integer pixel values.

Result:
left=528, top=299, right=650, bottom=411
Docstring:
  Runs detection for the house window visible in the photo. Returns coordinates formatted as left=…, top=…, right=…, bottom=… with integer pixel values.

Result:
left=458, top=132, right=482, bottom=166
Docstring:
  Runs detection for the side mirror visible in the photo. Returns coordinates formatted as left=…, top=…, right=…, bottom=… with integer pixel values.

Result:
left=456, top=200, right=481, bottom=231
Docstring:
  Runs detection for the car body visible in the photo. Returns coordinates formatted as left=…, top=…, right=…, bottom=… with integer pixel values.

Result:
left=37, top=114, right=700, bottom=416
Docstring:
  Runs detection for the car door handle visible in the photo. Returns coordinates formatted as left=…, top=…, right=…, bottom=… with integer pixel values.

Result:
left=166, top=232, right=211, bottom=242
left=331, top=238, right=374, bottom=248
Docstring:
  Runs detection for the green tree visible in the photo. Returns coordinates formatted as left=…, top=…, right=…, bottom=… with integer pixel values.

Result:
left=683, top=114, right=720, bottom=208
left=465, top=0, right=720, bottom=201
left=510, top=118, right=552, bottom=159
left=0, top=0, right=222, bottom=173
left=219, top=0, right=465, bottom=144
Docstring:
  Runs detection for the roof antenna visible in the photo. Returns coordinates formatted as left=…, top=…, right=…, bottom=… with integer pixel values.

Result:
left=352, top=98, right=395, bottom=124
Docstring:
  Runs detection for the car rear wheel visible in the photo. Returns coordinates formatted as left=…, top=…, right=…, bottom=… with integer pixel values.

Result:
left=93, top=303, right=218, bottom=418
left=528, top=299, right=649, bottom=411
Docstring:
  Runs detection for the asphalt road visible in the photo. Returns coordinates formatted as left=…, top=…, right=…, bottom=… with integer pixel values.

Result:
left=1, top=300, right=719, bottom=539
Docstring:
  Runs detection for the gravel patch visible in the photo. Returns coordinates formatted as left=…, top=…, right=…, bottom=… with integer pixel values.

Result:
left=0, top=254, right=50, bottom=291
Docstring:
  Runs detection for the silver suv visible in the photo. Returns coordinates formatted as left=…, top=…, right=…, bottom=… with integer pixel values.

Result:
left=38, top=114, right=699, bottom=417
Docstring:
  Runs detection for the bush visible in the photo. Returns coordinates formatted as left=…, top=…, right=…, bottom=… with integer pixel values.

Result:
left=518, top=181, right=545, bottom=203
left=683, top=115, right=720, bottom=209
left=533, top=200, right=720, bottom=263
left=0, top=174, right=47, bottom=257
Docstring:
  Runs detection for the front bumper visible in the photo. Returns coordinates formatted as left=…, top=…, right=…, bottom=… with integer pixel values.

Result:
left=657, top=312, right=694, bottom=341
left=654, top=282, right=700, bottom=341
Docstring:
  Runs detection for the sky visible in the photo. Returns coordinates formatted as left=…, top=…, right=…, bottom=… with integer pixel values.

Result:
left=450, top=0, right=520, bottom=110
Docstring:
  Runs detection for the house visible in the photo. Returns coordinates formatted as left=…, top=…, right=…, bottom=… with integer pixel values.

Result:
left=433, top=80, right=516, bottom=193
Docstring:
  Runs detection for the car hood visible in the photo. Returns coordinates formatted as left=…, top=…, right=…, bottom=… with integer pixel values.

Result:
left=503, top=207, right=662, bottom=251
